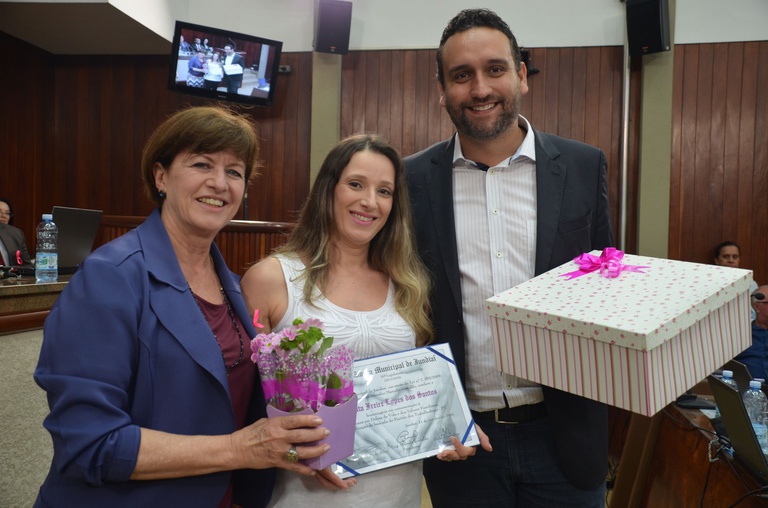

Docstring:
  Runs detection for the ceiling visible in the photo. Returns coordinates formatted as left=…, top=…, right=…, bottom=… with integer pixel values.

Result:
left=0, top=2, right=170, bottom=54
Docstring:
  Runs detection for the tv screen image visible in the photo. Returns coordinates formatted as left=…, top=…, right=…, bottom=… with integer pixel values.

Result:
left=169, top=21, right=283, bottom=107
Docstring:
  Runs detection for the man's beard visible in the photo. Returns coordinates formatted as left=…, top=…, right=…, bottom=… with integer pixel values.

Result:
left=445, top=92, right=521, bottom=141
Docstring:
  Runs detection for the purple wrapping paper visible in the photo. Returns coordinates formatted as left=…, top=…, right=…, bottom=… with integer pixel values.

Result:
left=266, top=393, right=358, bottom=470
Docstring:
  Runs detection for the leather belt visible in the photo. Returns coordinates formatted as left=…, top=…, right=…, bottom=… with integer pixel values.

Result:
left=473, top=402, right=547, bottom=424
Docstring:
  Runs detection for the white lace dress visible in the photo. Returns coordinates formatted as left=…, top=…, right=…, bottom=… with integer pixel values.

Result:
left=266, top=254, right=423, bottom=508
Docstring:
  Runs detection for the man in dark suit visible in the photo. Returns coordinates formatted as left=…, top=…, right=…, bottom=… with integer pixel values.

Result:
left=222, top=43, right=245, bottom=94
left=405, top=8, right=613, bottom=507
left=0, top=223, right=33, bottom=266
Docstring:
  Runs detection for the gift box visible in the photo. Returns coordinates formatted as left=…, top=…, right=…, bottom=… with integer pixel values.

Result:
left=485, top=250, right=753, bottom=416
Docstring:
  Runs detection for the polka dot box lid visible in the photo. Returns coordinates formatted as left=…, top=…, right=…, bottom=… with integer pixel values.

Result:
left=486, top=251, right=753, bottom=351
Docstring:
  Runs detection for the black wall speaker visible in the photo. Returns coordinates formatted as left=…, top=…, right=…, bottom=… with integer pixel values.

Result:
left=626, top=0, right=670, bottom=57
left=314, top=0, right=353, bottom=55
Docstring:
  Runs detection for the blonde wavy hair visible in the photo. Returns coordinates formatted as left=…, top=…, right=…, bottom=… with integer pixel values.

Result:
left=277, top=134, right=433, bottom=345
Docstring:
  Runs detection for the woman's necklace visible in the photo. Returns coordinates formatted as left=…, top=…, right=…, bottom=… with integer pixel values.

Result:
left=192, top=286, right=244, bottom=376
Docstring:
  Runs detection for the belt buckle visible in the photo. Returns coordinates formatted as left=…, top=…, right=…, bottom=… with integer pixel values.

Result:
left=494, top=408, right=519, bottom=425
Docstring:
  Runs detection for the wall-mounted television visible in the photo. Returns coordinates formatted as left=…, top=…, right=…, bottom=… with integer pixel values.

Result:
left=168, top=21, right=283, bottom=107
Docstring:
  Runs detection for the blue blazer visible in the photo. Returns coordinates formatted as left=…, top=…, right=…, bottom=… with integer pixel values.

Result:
left=34, top=209, right=274, bottom=508
left=405, top=131, right=614, bottom=491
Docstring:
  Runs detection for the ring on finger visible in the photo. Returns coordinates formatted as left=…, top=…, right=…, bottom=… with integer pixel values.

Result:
left=284, top=445, right=299, bottom=463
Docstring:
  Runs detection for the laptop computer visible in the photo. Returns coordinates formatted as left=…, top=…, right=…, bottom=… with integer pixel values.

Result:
left=708, top=374, right=768, bottom=482
left=52, top=206, right=102, bottom=274
left=13, top=206, right=102, bottom=276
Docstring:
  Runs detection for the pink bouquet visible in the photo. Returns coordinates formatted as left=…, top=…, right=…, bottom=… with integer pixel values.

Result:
left=250, top=315, right=355, bottom=413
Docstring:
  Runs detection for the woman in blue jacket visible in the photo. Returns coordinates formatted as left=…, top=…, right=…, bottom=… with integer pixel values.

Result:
left=34, top=107, right=347, bottom=508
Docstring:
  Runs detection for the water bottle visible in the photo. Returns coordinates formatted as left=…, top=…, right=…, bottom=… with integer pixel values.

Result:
left=35, top=213, right=58, bottom=283
left=715, top=370, right=739, bottom=417
left=742, top=380, right=768, bottom=454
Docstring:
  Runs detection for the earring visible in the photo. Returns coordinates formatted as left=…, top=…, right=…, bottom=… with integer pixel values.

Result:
left=158, top=190, right=166, bottom=199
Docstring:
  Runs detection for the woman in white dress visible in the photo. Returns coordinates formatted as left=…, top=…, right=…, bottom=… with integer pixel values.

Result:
left=242, top=134, right=488, bottom=507
left=203, top=52, right=224, bottom=91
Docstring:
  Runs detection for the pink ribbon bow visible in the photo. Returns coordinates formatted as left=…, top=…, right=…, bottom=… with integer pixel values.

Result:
left=559, top=247, right=649, bottom=280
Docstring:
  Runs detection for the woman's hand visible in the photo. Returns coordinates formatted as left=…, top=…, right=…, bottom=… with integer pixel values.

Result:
left=314, top=467, right=357, bottom=490
left=436, top=423, right=492, bottom=462
left=231, top=414, right=333, bottom=477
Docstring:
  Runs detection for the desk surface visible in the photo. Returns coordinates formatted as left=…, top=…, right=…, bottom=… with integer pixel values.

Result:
left=0, top=275, right=70, bottom=333
left=640, top=402, right=767, bottom=507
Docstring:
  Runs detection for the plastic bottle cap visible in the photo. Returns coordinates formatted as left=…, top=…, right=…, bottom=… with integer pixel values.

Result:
left=42, top=213, right=53, bottom=221
left=750, top=380, right=762, bottom=390
left=723, top=370, right=733, bottom=378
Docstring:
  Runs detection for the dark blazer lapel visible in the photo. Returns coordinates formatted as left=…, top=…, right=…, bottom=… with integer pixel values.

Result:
left=138, top=210, right=231, bottom=392
left=426, top=139, right=464, bottom=314
left=0, top=227, right=13, bottom=264
left=534, top=131, right=567, bottom=275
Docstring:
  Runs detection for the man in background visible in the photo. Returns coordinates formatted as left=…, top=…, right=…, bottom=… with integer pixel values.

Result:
left=222, top=44, right=245, bottom=94
left=405, top=8, right=612, bottom=507
left=714, top=240, right=758, bottom=319
left=735, top=286, right=768, bottom=380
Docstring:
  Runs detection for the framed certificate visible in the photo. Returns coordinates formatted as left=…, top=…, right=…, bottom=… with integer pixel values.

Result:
left=331, top=343, right=479, bottom=478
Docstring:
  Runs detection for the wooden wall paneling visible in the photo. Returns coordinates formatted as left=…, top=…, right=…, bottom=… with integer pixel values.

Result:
left=743, top=42, right=765, bottom=283
left=725, top=44, right=747, bottom=262
left=388, top=51, right=405, bottom=150
left=753, top=43, right=768, bottom=282
left=604, top=48, right=638, bottom=238
left=669, top=41, right=768, bottom=284
left=412, top=50, right=433, bottom=154
left=557, top=47, right=575, bottom=140
left=399, top=50, right=418, bottom=156
left=247, top=52, right=312, bottom=223
left=693, top=44, right=717, bottom=262
left=680, top=44, right=700, bottom=263
left=352, top=51, right=368, bottom=136
left=364, top=51, right=381, bottom=134
left=574, top=48, right=614, bottom=151
left=522, top=48, right=543, bottom=133
left=376, top=51, right=392, bottom=142
left=625, top=57, right=643, bottom=255
left=569, top=48, right=587, bottom=143
left=0, top=32, right=53, bottom=245
left=290, top=52, right=313, bottom=220
left=709, top=45, right=730, bottom=255
left=668, top=45, right=686, bottom=261
left=340, top=52, right=356, bottom=142
left=543, top=48, right=562, bottom=134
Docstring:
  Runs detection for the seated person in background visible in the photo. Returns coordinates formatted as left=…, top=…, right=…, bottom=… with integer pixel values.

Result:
left=178, top=35, right=191, bottom=54
left=0, top=198, right=14, bottom=225
left=734, top=287, right=768, bottom=381
left=0, top=198, right=32, bottom=266
left=714, top=240, right=759, bottom=320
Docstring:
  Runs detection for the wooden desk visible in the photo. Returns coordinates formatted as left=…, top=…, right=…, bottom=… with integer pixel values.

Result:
left=619, top=402, right=768, bottom=507
left=0, top=275, right=69, bottom=334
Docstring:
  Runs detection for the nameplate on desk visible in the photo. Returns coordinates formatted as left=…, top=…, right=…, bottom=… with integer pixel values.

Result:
left=331, top=343, right=479, bottom=478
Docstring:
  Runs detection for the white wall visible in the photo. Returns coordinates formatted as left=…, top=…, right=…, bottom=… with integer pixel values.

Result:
left=110, top=0, right=188, bottom=41
left=185, top=0, right=627, bottom=52
left=9, top=0, right=766, bottom=52
left=675, top=0, right=768, bottom=44
left=181, top=0, right=765, bottom=52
